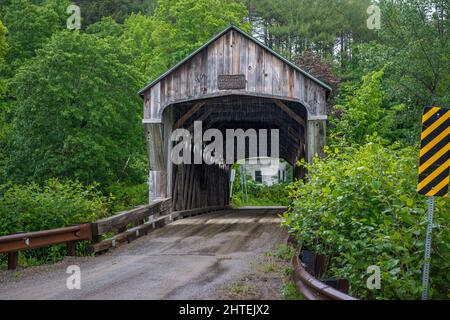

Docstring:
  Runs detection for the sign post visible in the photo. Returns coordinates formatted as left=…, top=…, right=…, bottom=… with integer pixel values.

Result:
left=421, top=196, right=434, bottom=300
left=416, top=106, right=449, bottom=300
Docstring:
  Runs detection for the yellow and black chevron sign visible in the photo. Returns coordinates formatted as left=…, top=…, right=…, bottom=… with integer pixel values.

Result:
left=417, top=106, right=449, bottom=197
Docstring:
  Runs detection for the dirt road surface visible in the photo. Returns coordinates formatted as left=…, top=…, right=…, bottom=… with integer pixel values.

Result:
left=0, top=207, right=287, bottom=300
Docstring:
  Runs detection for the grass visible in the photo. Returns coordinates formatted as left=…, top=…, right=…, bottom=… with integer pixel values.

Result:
left=219, top=243, right=303, bottom=300
left=224, top=281, right=257, bottom=299
left=266, top=243, right=296, bottom=261
left=281, top=282, right=304, bottom=300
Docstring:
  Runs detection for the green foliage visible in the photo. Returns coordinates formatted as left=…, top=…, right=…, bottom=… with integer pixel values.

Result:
left=3, top=31, right=146, bottom=187
left=120, top=13, right=156, bottom=74
left=147, top=0, right=250, bottom=78
left=338, top=1, right=450, bottom=145
left=282, top=141, right=449, bottom=299
left=231, top=164, right=291, bottom=207
left=0, top=179, right=110, bottom=235
left=1, top=0, right=70, bottom=70
left=376, top=0, right=450, bottom=107
left=331, top=69, right=408, bottom=145
left=75, top=0, right=158, bottom=25
left=248, top=0, right=374, bottom=60
left=0, top=19, right=7, bottom=61
left=106, top=182, right=148, bottom=212
left=0, top=18, right=7, bottom=96
left=86, top=16, right=124, bottom=38
left=280, top=282, right=303, bottom=300
left=0, top=179, right=111, bottom=265
left=268, top=243, right=296, bottom=261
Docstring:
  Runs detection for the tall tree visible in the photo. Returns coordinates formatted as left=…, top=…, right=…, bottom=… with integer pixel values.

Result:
left=377, top=0, right=450, bottom=107
left=0, top=19, right=9, bottom=165
left=147, top=0, right=250, bottom=79
left=1, top=0, right=70, bottom=71
left=120, top=13, right=155, bottom=75
left=75, top=0, right=158, bottom=26
left=4, top=31, right=146, bottom=186
left=247, top=0, right=374, bottom=62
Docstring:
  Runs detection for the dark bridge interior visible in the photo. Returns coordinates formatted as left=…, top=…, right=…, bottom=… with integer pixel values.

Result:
left=166, top=95, right=307, bottom=211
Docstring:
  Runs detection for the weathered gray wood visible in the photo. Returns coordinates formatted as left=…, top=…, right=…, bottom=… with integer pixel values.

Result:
left=307, top=119, right=326, bottom=164
left=141, top=27, right=330, bottom=213
left=92, top=205, right=229, bottom=254
left=141, top=28, right=328, bottom=122
left=93, top=199, right=171, bottom=236
left=273, top=99, right=306, bottom=127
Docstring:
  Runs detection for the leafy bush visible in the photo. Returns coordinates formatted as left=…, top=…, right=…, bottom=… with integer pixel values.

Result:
left=331, top=69, right=408, bottom=146
left=0, top=179, right=111, bottom=265
left=4, top=30, right=146, bottom=187
left=282, top=141, right=449, bottom=299
left=106, top=182, right=148, bottom=212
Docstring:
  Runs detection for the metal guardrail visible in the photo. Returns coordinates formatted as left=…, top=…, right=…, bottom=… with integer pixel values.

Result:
left=0, top=224, right=92, bottom=270
left=292, top=248, right=357, bottom=300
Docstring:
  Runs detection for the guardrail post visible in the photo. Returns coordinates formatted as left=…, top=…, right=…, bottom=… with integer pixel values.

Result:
left=90, top=223, right=101, bottom=244
left=8, top=252, right=18, bottom=270
left=66, top=241, right=76, bottom=256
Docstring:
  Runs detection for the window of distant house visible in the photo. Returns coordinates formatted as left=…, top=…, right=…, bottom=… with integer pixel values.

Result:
left=255, top=170, right=262, bottom=183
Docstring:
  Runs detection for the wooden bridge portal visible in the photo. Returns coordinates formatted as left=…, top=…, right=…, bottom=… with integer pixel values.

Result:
left=139, top=25, right=331, bottom=210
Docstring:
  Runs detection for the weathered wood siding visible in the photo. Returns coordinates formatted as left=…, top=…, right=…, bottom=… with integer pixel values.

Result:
left=143, top=29, right=327, bottom=122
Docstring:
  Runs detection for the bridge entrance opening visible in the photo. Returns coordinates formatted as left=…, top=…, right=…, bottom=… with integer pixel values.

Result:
left=163, top=95, right=307, bottom=211
left=230, top=157, right=293, bottom=207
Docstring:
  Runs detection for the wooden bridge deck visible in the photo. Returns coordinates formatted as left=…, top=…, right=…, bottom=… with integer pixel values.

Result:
left=0, top=208, right=286, bottom=300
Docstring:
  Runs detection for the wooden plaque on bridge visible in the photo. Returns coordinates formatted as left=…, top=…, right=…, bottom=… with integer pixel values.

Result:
left=218, top=74, right=246, bottom=90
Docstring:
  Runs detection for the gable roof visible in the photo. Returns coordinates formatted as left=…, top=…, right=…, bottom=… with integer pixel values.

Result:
left=138, top=25, right=332, bottom=96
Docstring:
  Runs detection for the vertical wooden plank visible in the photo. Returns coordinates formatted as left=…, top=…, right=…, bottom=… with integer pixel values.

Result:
left=307, top=119, right=326, bottom=163
left=66, top=241, right=76, bottom=256
left=144, top=92, right=150, bottom=119
left=238, top=33, right=249, bottom=85
left=247, top=40, right=257, bottom=93
left=224, top=31, right=232, bottom=75
left=294, top=70, right=301, bottom=101
left=8, top=252, right=18, bottom=270
left=232, top=30, right=239, bottom=75
left=200, top=49, right=208, bottom=96
left=255, top=44, right=264, bottom=94
left=263, top=50, right=273, bottom=96
left=180, top=64, right=187, bottom=99
left=288, top=67, right=295, bottom=98
left=272, top=58, right=282, bottom=96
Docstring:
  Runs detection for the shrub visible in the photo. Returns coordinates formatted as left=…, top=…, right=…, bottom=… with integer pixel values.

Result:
left=106, top=182, right=148, bottom=212
left=0, top=179, right=111, bottom=265
left=282, top=141, right=449, bottom=299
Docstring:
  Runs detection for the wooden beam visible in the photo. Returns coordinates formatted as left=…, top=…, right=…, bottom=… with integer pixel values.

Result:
left=188, top=108, right=213, bottom=131
left=273, top=99, right=306, bottom=127
left=173, top=102, right=206, bottom=129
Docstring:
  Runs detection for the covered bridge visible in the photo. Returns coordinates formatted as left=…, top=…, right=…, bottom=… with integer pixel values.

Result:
left=139, top=25, right=331, bottom=210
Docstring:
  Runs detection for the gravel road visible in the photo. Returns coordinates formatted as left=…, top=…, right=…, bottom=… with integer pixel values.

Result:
left=0, top=207, right=287, bottom=300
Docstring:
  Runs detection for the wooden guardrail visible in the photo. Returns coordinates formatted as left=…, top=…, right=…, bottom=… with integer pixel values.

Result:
left=90, top=198, right=229, bottom=254
left=0, top=224, right=92, bottom=270
left=0, top=200, right=230, bottom=269
left=90, top=198, right=172, bottom=253
left=292, top=248, right=357, bottom=300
